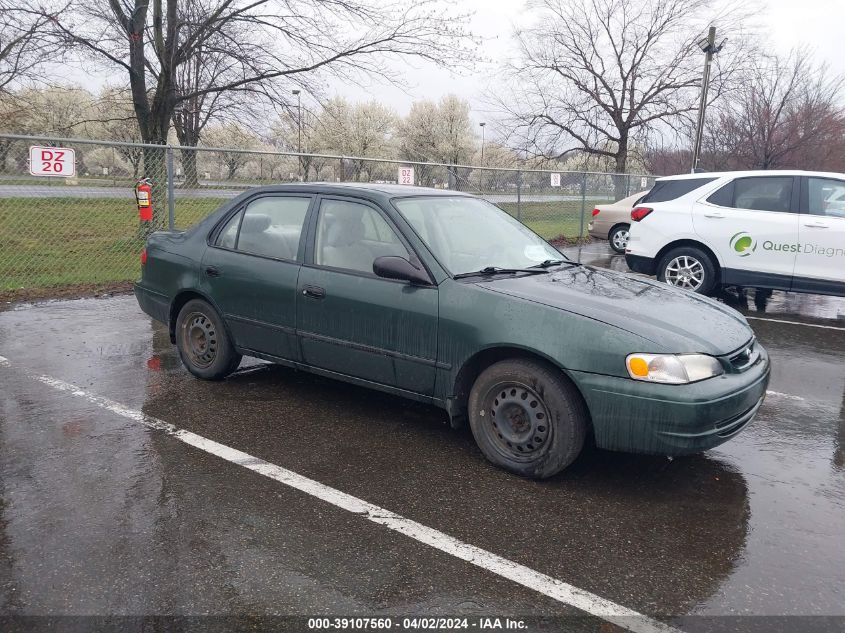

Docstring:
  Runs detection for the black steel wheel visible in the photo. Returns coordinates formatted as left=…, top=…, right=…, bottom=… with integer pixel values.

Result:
left=183, top=311, right=218, bottom=369
left=175, top=299, right=241, bottom=380
left=485, top=382, right=551, bottom=462
left=468, top=359, right=588, bottom=479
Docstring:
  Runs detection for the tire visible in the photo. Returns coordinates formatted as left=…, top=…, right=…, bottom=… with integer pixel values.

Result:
left=175, top=299, right=242, bottom=380
left=657, top=246, right=718, bottom=295
left=608, top=224, right=630, bottom=254
left=467, top=359, right=588, bottom=479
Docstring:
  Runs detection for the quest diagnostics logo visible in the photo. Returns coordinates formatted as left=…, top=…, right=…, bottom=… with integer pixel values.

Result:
left=730, top=232, right=757, bottom=257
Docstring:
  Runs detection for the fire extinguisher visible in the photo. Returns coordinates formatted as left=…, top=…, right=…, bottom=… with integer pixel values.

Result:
left=135, top=178, right=153, bottom=222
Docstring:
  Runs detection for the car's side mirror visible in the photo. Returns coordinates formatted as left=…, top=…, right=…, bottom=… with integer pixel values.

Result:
left=373, top=256, right=431, bottom=285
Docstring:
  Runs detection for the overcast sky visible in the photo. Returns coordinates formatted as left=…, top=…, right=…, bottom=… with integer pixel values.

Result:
left=329, top=0, right=845, bottom=125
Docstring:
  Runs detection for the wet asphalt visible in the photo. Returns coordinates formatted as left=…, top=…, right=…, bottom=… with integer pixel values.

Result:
left=0, top=243, right=843, bottom=630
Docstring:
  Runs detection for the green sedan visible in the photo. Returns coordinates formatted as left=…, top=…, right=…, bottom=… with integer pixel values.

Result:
left=134, top=183, right=770, bottom=478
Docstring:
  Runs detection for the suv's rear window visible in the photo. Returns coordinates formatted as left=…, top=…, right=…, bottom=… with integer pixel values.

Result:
left=640, top=178, right=716, bottom=203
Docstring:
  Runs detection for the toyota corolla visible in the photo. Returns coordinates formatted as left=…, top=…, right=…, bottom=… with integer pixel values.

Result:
left=134, top=183, right=770, bottom=479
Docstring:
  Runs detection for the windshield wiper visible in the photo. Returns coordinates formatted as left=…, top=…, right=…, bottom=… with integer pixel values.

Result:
left=530, top=258, right=582, bottom=269
left=453, top=266, right=551, bottom=280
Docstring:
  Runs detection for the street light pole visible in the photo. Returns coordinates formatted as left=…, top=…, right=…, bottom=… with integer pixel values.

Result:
left=691, top=26, right=725, bottom=173
left=479, top=121, right=486, bottom=190
left=292, top=89, right=302, bottom=180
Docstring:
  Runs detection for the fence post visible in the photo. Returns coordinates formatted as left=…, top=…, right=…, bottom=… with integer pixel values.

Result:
left=578, top=172, right=587, bottom=254
left=516, top=171, right=522, bottom=221
left=166, top=145, right=175, bottom=231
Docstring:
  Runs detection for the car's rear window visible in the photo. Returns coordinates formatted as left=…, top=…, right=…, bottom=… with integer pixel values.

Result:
left=640, top=178, right=716, bottom=203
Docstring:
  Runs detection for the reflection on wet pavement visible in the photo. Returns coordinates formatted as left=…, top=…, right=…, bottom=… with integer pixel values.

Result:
left=0, top=249, right=844, bottom=621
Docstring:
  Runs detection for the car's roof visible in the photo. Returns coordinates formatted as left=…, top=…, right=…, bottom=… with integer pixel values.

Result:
left=245, top=182, right=475, bottom=198
left=656, top=169, right=845, bottom=182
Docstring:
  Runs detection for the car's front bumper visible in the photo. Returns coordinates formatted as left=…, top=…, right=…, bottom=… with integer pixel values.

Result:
left=570, top=344, right=770, bottom=455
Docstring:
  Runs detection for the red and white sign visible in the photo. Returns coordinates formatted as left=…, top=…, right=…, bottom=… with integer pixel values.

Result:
left=29, top=146, right=76, bottom=177
left=398, top=166, right=414, bottom=185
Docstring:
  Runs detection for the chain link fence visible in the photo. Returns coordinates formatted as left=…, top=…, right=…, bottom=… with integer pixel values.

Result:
left=0, top=133, right=656, bottom=300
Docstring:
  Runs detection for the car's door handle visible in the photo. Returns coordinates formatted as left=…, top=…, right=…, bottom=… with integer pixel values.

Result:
left=703, top=211, right=726, bottom=218
left=205, top=266, right=221, bottom=277
left=302, top=285, right=326, bottom=299
left=803, top=221, right=829, bottom=228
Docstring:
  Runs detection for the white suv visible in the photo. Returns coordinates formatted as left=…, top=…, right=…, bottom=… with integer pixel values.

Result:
left=625, top=171, right=845, bottom=297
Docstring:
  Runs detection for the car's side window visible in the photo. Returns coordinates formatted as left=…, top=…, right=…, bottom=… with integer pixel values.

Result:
left=216, top=211, right=242, bottom=249
left=235, top=196, right=310, bottom=260
left=315, top=199, right=409, bottom=274
left=640, top=178, right=716, bottom=203
left=807, top=177, right=845, bottom=218
left=732, top=177, right=794, bottom=213
left=706, top=181, right=734, bottom=207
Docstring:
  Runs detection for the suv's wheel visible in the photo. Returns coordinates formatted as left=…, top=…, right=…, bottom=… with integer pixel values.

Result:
left=608, top=224, right=630, bottom=253
left=468, top=359, right=588, bottom=479
left=175, top=299, right=241, bottom=380
left=657, top=246, right=718, bottom=294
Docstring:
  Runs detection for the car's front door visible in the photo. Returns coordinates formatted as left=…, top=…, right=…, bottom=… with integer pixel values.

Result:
left=201, top=194, right=313, bottom=361
left=694, top=175, right=800, bottom=288
left=793, top=176, right=845, bottom=295
left=296, top=196, right=439, bottom=395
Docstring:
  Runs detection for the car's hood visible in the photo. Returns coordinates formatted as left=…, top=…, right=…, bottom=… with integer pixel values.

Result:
left=476, top=266, right=752, bottom=355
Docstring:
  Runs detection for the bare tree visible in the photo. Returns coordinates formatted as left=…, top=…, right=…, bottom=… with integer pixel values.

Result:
left=314, top=97, right=397, bottom=180
left=270, top=106, right=324, bottom=180
left=397, top=95, right=475, bottom=187
left=45, top=0, right=472, bottom=146
left=204, top=122, right=257, bottom=180
left=495, top=0, right=749, bottom=195
left=97, top=89, right=146, bottom=177
left=41, top=0, right=471, bottom=224
left=0, top=1, right=56, bottom=94
left=170, top=1, right=281, bottom=186
left=706, top=49, right=845, bottom=171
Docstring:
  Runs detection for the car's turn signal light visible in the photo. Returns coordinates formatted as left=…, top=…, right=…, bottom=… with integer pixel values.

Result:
left=591, top=208, right=601, bottom=217
left=140, top=248, right=148, bottom=266
left=631, top=206, right=653, bottom=222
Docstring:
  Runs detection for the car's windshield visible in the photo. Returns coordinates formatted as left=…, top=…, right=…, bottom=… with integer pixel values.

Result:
left=392, top=196, right=563, bottom=276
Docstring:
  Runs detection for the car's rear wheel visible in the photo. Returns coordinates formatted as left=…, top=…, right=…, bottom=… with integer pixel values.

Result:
left=657, top=246, right=718, bottom=294
left=608, top=224, right=630, bottom=253
left=468, top=359, right=588, bottom=479
left=175, top=299, right=241, bottom=380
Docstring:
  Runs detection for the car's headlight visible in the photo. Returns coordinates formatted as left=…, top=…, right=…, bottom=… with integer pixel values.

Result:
left=625, top=353, right=723, bottom=384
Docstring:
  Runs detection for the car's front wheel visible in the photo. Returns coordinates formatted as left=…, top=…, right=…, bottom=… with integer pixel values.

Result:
left=175, top=299, right=242, bottom=380
left=468, top=359, right=588, bottom=479
left=608, top=224, right=630, bottom=253
left=657, top=246, right=718, bottom=294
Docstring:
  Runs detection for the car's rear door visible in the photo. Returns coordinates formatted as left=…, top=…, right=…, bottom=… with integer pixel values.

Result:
left=793, top=176, right=845, bottom=295
left=200, top=193, right=313, bottom=361
left=693, top=175, right=800, bottom=289
left=296, top=195, right=439, bottom=395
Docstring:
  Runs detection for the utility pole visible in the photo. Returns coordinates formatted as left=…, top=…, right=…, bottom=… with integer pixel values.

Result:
left=691, top=26, right=725, bottom=173
left=479, top=121, right=486, bottom=190
left=292, top=89, right=302, bottom=180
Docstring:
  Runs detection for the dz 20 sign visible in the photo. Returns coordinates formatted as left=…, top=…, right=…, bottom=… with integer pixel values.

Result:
left=29, top=146, right=76, bottom=177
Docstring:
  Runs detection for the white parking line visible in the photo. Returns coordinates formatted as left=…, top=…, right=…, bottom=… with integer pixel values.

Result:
left=746, top=316, right=845, bottom=331
left=15, top=365, right=679, bottom=633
